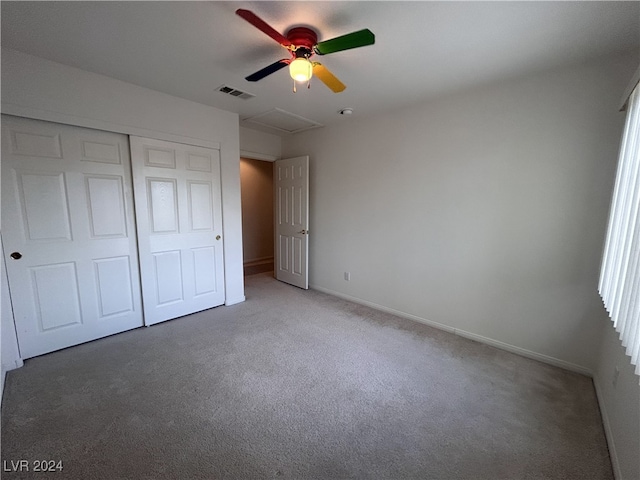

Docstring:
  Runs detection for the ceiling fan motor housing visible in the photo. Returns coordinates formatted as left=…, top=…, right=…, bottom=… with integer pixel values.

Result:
left=286, top=27, right=318, bottom=51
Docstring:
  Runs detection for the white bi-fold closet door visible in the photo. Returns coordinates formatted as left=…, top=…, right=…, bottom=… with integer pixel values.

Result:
left=1, top=116, right=225, bottom=358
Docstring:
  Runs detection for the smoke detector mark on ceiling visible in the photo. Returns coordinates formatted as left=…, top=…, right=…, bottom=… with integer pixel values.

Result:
left=217, top=84, right=255, bottom=100
left=242, top=108, right=323, bottom=134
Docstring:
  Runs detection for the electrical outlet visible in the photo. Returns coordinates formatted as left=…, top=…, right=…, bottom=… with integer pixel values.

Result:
left=613, top=366, right=620, bottom=387
left=344, top=272, right=350, bottom=281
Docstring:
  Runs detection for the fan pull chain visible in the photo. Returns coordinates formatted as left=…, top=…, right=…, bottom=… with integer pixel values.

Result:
left=291, top=80, right=311, bottom=93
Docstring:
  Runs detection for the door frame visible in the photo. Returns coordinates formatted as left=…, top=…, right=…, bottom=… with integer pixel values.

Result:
left=239, top=156, right=277, bottom=277
left=238, top=151, right=310, bottom=289
left=239, top=151, right=278, bottom=281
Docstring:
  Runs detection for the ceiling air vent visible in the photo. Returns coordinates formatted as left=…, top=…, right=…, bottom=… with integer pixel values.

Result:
left=217, top=84, right=255, bottom=100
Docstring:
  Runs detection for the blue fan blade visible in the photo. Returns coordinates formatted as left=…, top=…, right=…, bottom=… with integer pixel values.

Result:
left=246, top=59, right=289, bottom=82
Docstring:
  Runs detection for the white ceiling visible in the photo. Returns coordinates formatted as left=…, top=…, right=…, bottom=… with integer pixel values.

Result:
left=2, top=1, right=639, bottom=134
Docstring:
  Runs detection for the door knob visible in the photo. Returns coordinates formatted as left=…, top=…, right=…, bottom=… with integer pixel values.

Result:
left=10, top=252, right=22, bottom=260
left=216, top=235, right=221, bottom=240
left=298, top=230, right=308, bottom=235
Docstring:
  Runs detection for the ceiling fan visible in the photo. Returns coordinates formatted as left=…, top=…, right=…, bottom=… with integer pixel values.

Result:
left=236, top=9, right=375, bottom=93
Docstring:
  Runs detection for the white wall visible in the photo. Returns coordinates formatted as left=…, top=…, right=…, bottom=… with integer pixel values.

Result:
left=283, top=54, right=635, bottom=373
left=593, top=65, right=640, bottom=480
left=1, top=48, right=245, bottom=306
left=239, top=126, right=282, bottom=161
left=594, top=314, right=640, bottom=480
left=284, top=53, right=640, bottom=478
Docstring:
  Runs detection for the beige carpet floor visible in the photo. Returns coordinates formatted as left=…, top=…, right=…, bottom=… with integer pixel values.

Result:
left=1, top=272, right=612, bottom=479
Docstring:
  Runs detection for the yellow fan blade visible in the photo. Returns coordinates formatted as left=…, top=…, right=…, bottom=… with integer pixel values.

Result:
left=312, top=63, right=346, bottom=93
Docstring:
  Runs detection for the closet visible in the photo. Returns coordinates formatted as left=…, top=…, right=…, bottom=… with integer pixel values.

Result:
left=1, top=116, right=225, bottom=358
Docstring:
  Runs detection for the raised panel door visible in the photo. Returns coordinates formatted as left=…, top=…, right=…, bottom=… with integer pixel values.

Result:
left=130, top=136, right=225, bottom=325
left=1, top=115, right=144, bottom=358
left=275, top=156, right=309, bottom=289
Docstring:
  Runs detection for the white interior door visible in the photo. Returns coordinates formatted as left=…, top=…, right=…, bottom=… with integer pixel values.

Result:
left=1, top=115, right=144, bottom=358
left=275, top=156, right=309, bottom=289
left=130, top=136, right=225, bottom=325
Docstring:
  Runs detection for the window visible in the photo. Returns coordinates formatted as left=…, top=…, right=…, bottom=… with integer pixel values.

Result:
left=599, top=83, right=640, bottom=376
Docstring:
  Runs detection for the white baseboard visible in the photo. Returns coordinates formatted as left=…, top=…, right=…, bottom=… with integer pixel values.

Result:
left=243, top=257, right=274, bottom=268
left=1, top=359, right=24, bottom=374
left=1, top=359, right=23, bottom=408
left=311, top=284, right=456, bottom=334
left=455, top=329, right=593, bottom=376
left=593, top=374, right=622, bottom=480
left=310, top=284, right=593, bottom=377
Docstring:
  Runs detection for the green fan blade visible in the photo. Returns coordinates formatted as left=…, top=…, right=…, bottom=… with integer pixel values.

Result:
left=314, top=29, right=375, bottom=55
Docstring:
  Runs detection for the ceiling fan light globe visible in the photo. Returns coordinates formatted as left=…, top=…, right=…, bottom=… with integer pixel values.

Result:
left=289, top=58, right=313, bottom=82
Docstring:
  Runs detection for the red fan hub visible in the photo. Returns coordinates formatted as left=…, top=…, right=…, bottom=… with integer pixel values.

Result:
left=286, top=27, right=318, bottom=50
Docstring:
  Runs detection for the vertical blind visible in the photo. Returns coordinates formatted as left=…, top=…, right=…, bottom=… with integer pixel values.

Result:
left=599, top=84, right=640, bottom=376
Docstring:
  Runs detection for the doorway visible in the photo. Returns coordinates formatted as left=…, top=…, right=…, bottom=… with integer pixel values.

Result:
left=240, top=157, right=274, bottom=276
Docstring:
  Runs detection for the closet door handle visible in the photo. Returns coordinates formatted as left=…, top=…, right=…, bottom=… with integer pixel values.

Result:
left=10, top=252, right=22, bottom=260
